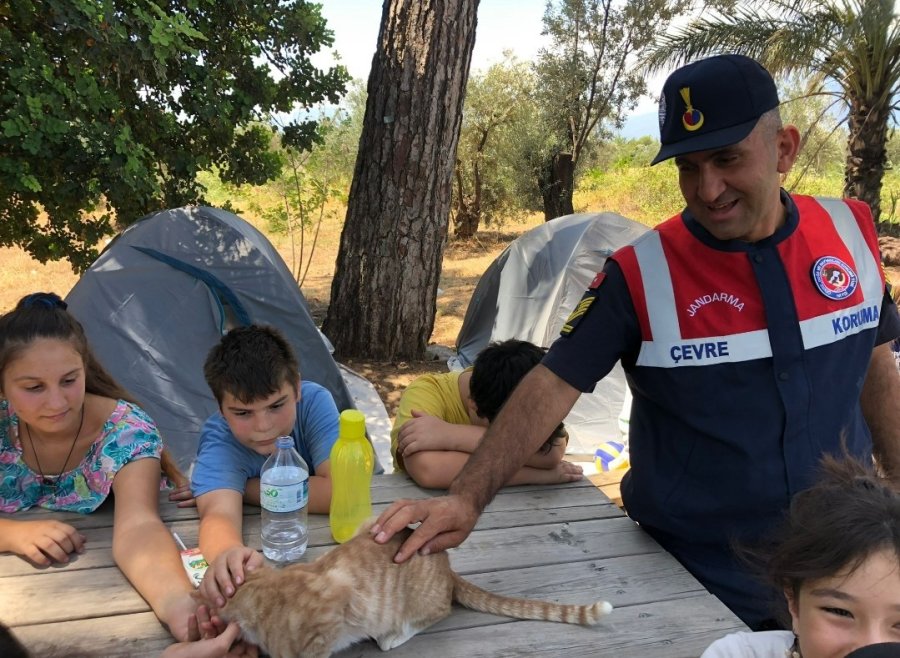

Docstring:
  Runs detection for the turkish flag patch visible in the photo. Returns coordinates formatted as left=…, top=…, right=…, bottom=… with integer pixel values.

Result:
left=589, top=272, right=606, bottom=289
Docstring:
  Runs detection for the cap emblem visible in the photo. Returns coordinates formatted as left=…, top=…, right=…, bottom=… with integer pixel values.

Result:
left=680, top=87, right=704, bottom=132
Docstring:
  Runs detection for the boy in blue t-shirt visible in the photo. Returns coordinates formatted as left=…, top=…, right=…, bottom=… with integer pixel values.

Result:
left=192, top=324, right=339, bottom=608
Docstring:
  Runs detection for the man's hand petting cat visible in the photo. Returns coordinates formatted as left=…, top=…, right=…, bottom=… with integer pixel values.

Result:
left=199, top=546, right=264, bottom=608
left=371, top=494, right=479, bottom=563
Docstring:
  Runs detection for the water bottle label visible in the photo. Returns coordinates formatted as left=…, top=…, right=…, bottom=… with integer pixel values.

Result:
left=261, top=480, right=308, bottom=513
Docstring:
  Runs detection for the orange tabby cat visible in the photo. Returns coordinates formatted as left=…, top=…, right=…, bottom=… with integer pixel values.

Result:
left=217, top=525, right=612, bottom=658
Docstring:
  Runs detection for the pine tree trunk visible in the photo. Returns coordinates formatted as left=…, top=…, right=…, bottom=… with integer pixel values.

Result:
left=322, top=0, right=480, bottom=359
left=538, top=151, right=575, bottom=222
left=844, top=92, right=889, bottom=227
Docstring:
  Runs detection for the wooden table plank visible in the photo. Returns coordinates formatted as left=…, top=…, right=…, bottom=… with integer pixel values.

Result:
left=416, top=552, right=723, bottom=634
left=0, top=484, right=623, bottom=577
left=588, top=469, right=628, bottom=508
left=1, top=473, right=746, bottom=656
left=0, top=567, right=146, bottom=625
left=11, top=612, right=171, bottom=658
left=331, top=596, right=744, bottom=658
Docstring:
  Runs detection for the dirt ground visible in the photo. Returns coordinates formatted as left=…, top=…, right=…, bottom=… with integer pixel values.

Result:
left=344, top=235, right=900, bottom=420
left=0, top=224, right=538, bottom=422
left=1, top=226, right=898, bottom=423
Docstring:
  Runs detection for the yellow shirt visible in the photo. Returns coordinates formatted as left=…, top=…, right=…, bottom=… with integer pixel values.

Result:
left=390, top=370, right=471, bottom=471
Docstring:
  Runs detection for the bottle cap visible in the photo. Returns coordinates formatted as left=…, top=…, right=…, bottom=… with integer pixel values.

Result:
left=339, top=409, right=366, bottom=439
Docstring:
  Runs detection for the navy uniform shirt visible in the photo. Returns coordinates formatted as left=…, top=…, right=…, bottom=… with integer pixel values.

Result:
left=543, top=193, right=900, bottom=627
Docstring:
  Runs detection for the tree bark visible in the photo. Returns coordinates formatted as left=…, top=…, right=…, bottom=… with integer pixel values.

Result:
left=538, top=151, right=575, bottom=222
left=322, top=0, right=480, bottom=359
left=844, top=92, right=889, bottom=227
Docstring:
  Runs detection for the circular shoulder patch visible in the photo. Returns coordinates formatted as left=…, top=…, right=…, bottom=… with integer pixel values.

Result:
left=811, top=256, right=858, bottom=300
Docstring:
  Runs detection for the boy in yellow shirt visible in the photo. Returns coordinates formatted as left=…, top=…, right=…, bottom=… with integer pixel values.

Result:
left=391, top=339, right=582, bottom=488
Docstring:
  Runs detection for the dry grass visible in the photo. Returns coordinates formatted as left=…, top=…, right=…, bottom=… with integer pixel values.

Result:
left=0, top=247, right=83, bottom=313
left=4, top=199, right=894, bottom=421
left=0, top=205, right=543, bottom=418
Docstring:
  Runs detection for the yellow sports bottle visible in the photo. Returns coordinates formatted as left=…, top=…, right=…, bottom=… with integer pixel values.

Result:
left=329, top=409, right=374, bottom=543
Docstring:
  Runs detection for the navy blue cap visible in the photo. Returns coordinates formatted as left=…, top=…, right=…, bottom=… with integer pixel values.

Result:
left=651, top=54, right=780, bottom=165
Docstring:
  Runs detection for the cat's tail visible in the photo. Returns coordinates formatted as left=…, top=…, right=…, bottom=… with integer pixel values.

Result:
left=451, top=574, right=612, bottom=626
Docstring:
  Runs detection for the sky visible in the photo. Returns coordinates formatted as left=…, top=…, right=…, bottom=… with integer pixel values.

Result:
left=315, top=0, right=662, bottom=138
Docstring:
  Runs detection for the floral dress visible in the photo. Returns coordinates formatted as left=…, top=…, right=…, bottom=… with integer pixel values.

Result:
left=0, top=399, right=162, bottom=514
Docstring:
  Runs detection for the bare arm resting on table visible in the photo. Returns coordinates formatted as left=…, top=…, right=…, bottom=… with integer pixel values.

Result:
left=111, top=458, right=196, bottom=641
left=240, top=462, right=333, bottom=514
left=397, top=411, right=569, bottom=468
left=861, top=342, right=900, bottom=478
left=372, top=365, right=582, bottom=562
left=398, top=408, right=579, bottom=489
left=403, top=440, right=580, bottom=490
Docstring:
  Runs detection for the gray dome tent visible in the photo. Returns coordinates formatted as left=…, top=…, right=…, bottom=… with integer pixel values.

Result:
left=66, top=206, right=387, bottom=473
left=453, top=212, right=648, bottom=456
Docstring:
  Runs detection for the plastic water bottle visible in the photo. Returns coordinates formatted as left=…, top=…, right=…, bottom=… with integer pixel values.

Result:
left=260, top=436, right=309, bottom=562
left=329, top=409, right=374, bottom=543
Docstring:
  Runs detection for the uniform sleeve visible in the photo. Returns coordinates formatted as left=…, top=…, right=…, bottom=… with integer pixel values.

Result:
left=542, top=259, right=641, bottom=392
left=297, top=382, right=340, bottom=470
left=190, top=414, right=258, bottom=497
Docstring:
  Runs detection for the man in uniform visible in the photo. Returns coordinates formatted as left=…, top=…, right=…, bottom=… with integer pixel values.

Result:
left=372, top=54, right=900, bottom=628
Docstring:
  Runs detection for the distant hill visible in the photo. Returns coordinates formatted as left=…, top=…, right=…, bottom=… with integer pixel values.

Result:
left=621, top=111, right=658, bottom=139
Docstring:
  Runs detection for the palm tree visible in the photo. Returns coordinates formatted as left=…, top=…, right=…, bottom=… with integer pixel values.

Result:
left=643, top=0, right=900, bottom=226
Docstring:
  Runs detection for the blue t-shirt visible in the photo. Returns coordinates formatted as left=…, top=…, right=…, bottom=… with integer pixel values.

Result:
left=191, top=381, right=339, bottom=497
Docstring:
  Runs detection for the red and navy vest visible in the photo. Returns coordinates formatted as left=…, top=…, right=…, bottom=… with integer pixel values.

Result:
left=613, top=196, right=884, bottom=369
left=605, top=195, right=885, bottom=582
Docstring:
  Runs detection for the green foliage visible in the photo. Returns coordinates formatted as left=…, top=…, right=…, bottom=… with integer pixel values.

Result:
left=643, top=0, right=900, bottom=222
left=778, top=77, right=848, bottom=185
left=528, top=0, right=735, bottom=218
left=0, top=0, right=349, bottom=271
left=590, top=135, right=660, bottom=171
left=888, top=130, right=900, bottom=169
left=262, top=117, right=348, bottom=285
left=306, top=82, right=368, bottom=200
left=578, top=159, right=684, bottom=224
left=535, top=0, right=681, bottom=154
left=577, top=138, right=900, bottom=224
left=453, top=55, right=541, bottom=233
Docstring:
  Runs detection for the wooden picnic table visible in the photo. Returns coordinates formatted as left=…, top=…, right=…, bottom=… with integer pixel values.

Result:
left=1, top=474, right=747, bottom=657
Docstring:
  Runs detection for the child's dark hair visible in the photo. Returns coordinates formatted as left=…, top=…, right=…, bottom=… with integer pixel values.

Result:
left=763, top=456, right=900, bottom=623
left=0, top=293, right=132, bottom=403
left=0, top=622, right=30, bottom=658
left=469, top=339, right=566, bottom=453
left=0, top=620, right=94, bottom=658
left=204, top=324, right=300, bottom=405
